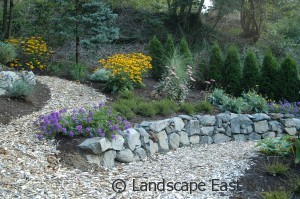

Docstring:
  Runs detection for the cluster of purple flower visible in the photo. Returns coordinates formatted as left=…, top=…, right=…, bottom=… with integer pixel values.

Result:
left=34, top=103, right=131, bottom=141
left=269, top=100, right=300, bottom=115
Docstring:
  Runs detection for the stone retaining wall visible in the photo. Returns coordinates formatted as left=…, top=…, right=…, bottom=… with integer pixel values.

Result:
left=77, top=112, right=300, bottom=168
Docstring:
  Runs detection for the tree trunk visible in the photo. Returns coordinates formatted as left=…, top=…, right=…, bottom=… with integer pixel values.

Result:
left=75, top=0, right=80, bottom=64
left=2, top=0, right=8, bottom=39
left=7, top=0, right=14, bottom=39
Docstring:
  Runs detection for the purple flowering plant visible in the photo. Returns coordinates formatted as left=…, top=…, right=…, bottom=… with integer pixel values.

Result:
left=34, top=103, right=131, bottom=140
left=268, top=99, right=300, bottom=115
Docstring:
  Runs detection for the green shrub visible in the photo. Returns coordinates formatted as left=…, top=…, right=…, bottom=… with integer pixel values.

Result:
left=89, top=68, right=110, bottom=82
left=179, top=102, right=195, bottom=115
left=113, top=98, right=139, bottom=113
left=223, top=45, right=242, bottom=96
left=195, top=101, right=214, bottom=114
left=291, top=177, right=300, bottom=192
left=154, top=99, right=179, bottom=116
left=221, top=97, right=247, bottom=114
left=209, top=88, right=229, bottom=106
left=179, top=37, right=193, bottom=65
left=278, top=56, right=300, bottom=102
left=242, top=50, right=261, bottom=91
left=46, top=63, right=71, bottom=77
left=264, top=162, right=290, bottom=175
left=256, top=135, right=293, bottom=156
left=165, top=34, right=175, bottom=58
left=70, top=63, right=88, bottom=81
left=260, top=51, right=280, bottom=100
left=136, top=102, right=158, bottom=117
left=9, top=79, right=35, bottom=98
left=118, top=89, right=136, bottom=100
left=112, top=102, right=136, bottom=120
left=261, top=191, right=291, bottom=199
left=0, top=42, right=16, bottom=65
left=208, top=43, right=223, bottom=86
left=242, top=90, right=268, bottom=113
left=149, top=35, right=164, bottom=80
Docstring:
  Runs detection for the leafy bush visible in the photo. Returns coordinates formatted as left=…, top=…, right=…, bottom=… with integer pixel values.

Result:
left=6, top=36, right=53, bottom=71
left=118, top=89, right=136, bottom=100
left=195, top=101, right=214, bottom=114
left=164, top=34, right=175, bottom=58
left=34, top=103, right=131, bottom=140
left=154, top=99, right=179, bottom=116
left=264, top=162, right=290, bottom=175
left=70, top=63, right=88, bottom=81
left=256, top=135, right=293, bottom=156
left=242, top=90, right=269, bottom=113
left=242, top=50, right=261, bottom=91
left=9, top=79, right=35, bottom=98
left=208, top=43, right=223, bottom=86
left=112, top=103, right=136, bottom=120
left=179, top=102, right=195, bottom=115
left=261, top=191, right=291, bottom=199
left=136, top=102, right=158, bottom=117
left=223, top=45, right=242, bottom=96
left=149, top=35, right=164, bottom=80
left=209, top=88, right=229, bottom=106
left=0, top=42, right=16, bottom=65
left=278, top=56, right=300, bottom=102
left=269, top=100, right=300, bottom=114
left=89, top=68, right=110, bottom=82
left=221, top=97, right=248, bottom=114
left=260, top=51, right=280, bottom=100
left=179, top=37, right=193, bottom=65
left=100, top=52, right=152, bottom=93
left=46, top=62, right=71, bottom=77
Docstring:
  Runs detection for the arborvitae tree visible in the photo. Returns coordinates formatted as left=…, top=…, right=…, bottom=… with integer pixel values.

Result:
left=223, top=45, right=242, bottom=96
left=165, top=34, right=175, bottom=58
left=149, top=35, right=165, bottom=80
left=242, top=50, right=261, bottom=91
left=278, top=56, right=300, bottom=101
left=179, top=37, right=193, bottom=65
left=208, top=43, right=223, bottom=86
left=260, top=51, right=279, bottom=100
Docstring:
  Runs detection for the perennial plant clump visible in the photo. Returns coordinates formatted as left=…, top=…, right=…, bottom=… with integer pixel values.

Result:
left=6, top=36, right=53, bottom=71
left=269, top=100, right=300, bottom=115
left=34, top=103, right=131, bottom=140
left=99, top=52, right=152, bottom=93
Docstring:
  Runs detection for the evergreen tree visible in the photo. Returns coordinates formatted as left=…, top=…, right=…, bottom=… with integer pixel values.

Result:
left=223, top=45, right=242, bottom=96
left=149, top=35, right=165, bottom=80
left=260, top=51, right=279, bottom=100
left=54, top=0, right=119, bottom=63
left=242, top=50, right=261, bottom=91
left=165, top=34, right=175, bottom=58
left=179, top=37, right=193, bottom=65
left=279, top=56, right=300, bottom=101
left=208, top=43, right=224, bottom=86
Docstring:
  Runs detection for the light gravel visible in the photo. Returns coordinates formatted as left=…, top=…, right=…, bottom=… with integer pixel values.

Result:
left=0, top=76, right=259, bottom=199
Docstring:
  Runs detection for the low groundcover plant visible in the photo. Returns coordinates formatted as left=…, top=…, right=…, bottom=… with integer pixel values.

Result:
left=34, top=103, right=131, bottom=140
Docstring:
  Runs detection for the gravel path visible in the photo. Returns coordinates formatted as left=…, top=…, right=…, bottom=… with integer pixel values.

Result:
left=0, top=76, right=258, bottom=199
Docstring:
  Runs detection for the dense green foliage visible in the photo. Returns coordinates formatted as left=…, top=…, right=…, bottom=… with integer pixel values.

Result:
left=223, top=45, right=242, bottom=96
left=164, top=34, right=175, bottom=58
left=256, top=135, right=293, bottom=156
left=208, top=43, right=223, bottom=86
left=242, top=50, right=260, bottom=91
left=260, top=52, right=280, bottom=100
left=278, top=56, right=300, bottom=102
left=0, top=42, right=16, bottom=65
left=179, top=37, right=193, bottom=65
left=149, top=35, right=165, bottom=80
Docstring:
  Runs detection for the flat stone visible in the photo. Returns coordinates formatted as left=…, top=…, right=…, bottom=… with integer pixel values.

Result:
left=269, top=113, right=283, bottom=120
left=225, top=126, right=232, bottom=136
left=262, top=132, right=276, bottom=139
left=269, top=121, right=281, bottom=132
left=253, top=120, right=269, bottom=134
left=239, top=115, right=253, bottom=128
left=179, top=131, right=190, bottom=146
left=186, top=120, right=200, bottom=135
left=245, top=125, right=253, bottom=134
left=135, top=147, right=147, bottom=160
left=280, top=119, right=296, bottom=127
left=247, top=132, right=261, bottom=141
left=189, top=135, right=200, bottom=144
left=216, top=112, right=231, bottom=123
left=149, top=119, right=170, bottom=132
left=293, top=118, right=300, bottom=130
left=284, top=127, right=297, bottom=135
left=171, top=117, right=185, bottom=132
left=233, top=134, right=246, bottom=142
left=200, top=136, right=213, bottom=144
left=156, top=130, right=169, bottom=151
left=135, top=128, right=150, bottom=145
left=200, top=126, right=215, bottom=136
left=217, top=127, right=225, bottom=133
left=177, top=115, right=192, bottom=120
left=125, top=128, right=141, bottom=151
left=116, top=149, right=134, bottom=163
left=101, top=150, right=116, bottom=168
left=168, top=133, right=180, bottom=149
left=77, top=137, right=111, bottom=155
left=144, top=140, right=159, bottom=155
left=140, top=121, right=151, bottom=127
left=111, top=135, right=124, bottom=150
left=251, top=113, right=270, bottom=121
left=230, top=117, right=240, bottom=134
left=213, top=134, right=231, bottom=143
left=230, top=113, right=239, bottom=119
left=165, top=126, right=175, bottom=134
left=196, top=115, right=216, bottom=126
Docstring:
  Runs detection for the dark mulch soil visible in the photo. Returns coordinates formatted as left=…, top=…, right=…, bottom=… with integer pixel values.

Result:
left=0, top=81, right=51, bottom=125
left=230, top=154, right=300, bottom=199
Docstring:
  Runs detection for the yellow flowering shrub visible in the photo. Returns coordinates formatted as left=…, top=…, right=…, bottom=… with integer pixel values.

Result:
left=98, top=52, right=152, bottom=93
left=5, top=36, right=53, bottom=71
